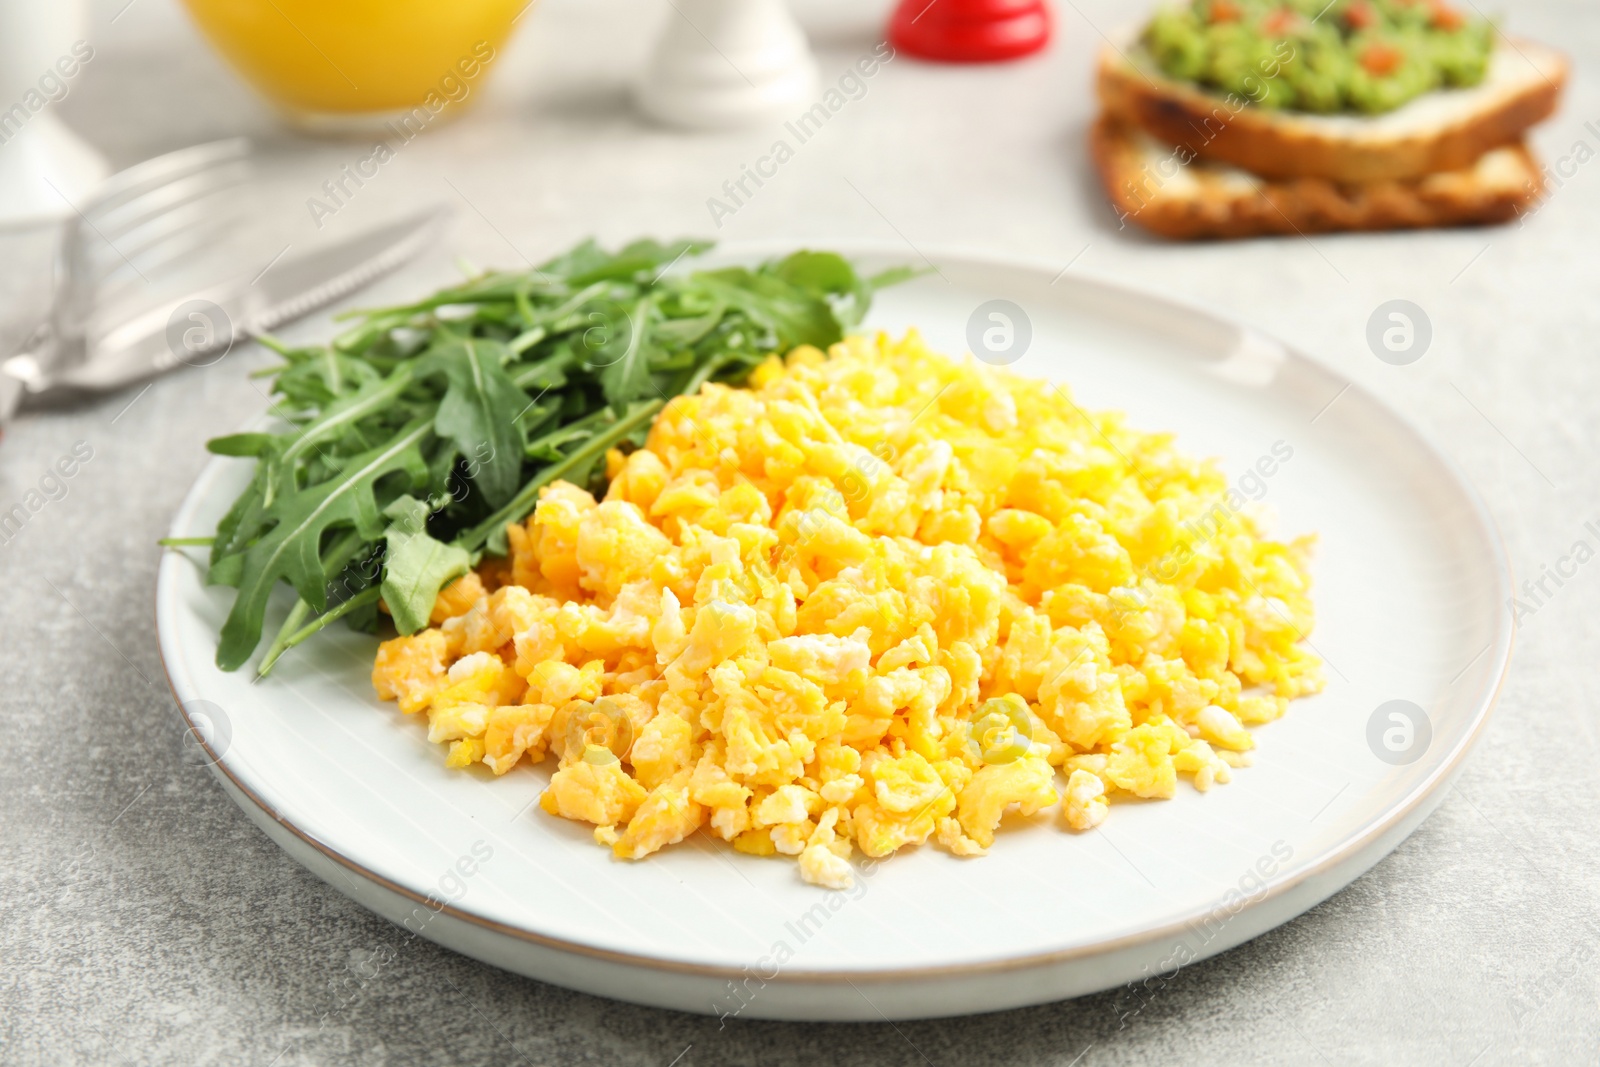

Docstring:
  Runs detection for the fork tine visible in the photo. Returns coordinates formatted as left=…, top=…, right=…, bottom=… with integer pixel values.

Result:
left=91, top=193, right=245, bottom=272
left=78, top=139, right=250, bottom=222
left=61, top=140, right=251, bottom=280
left=86, top=159, right=251, bottom=244
left=90, top=222, right=242, bottom=311
left=34, top=139, right=257, bottom=389
left=88, top=207, right=245, bottom=304
left=55, top=143, right=254, bottom=329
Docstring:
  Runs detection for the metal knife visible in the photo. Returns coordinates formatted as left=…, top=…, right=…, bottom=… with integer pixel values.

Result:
left=5, top=204, right=451, bottom=411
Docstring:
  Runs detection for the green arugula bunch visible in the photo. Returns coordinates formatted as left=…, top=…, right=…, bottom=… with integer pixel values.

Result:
left=196, top=238, right=910, bottom=674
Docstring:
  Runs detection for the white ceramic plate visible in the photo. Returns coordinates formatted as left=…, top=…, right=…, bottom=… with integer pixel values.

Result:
left=157, top=247, right=1513, bottom=1021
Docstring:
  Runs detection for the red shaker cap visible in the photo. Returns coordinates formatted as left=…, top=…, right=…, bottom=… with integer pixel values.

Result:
left=889, top=0, right=1052, bottom=63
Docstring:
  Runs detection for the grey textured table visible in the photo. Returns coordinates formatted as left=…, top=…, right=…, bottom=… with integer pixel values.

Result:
left=4, top=1, right=1598, bottom=1063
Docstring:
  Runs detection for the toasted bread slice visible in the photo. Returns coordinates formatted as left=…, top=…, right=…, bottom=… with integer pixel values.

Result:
left=1098, top=32, right=1567, bottom=183
left=1091, top=114, right=1543, bottom=240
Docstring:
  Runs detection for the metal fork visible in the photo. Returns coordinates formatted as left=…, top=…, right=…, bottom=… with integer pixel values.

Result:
left=1, top=139, right=252, bottom=424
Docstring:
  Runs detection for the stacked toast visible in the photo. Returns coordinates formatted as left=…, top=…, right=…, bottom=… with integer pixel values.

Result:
left=1093, top=3, right=1569, bottom=239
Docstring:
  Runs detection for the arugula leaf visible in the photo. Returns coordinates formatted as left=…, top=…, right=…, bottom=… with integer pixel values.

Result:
left=592, top=297, right=653, bottom=405
left=567, top=238, right=709, bottom=286
left=379, top=496, right=471, bottom=635
left=414, top=340, right=528, bottom=508
left=867, top=265, right=926, bottom=292
left=694, top=269, right=842, bottom=350
left=208, top=457, right=276, bottom=587
left=271, top=366, right=416, bottom=491
left=206, top=433, right=277, bottom=457
left=214, top=419, right=432, bottom=671
left=650, top=301, right=726, bottom=348
left=771, top=251, right=873, bottom=329
left=191, top=238, right=912, bottom=674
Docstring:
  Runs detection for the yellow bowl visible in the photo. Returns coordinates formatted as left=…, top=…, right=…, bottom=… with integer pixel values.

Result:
left=179, top=0, right=526, bottom=122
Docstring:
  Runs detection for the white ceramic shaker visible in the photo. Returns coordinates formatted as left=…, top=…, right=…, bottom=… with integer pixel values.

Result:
left=637, top=0, right=818, bottom=129
left=0, top=0, right=107, bottom=227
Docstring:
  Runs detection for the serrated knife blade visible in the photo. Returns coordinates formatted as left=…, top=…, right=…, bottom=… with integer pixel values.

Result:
left=252, top=204, right=452, bottom=334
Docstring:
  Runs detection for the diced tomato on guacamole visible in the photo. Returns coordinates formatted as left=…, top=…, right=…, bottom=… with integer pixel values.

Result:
left=1345, top=2, right=1378, bottom=31
left=1360, top=42, right=1403, bottom=74
left=1143, top=0, right=1495, bottom=114
left=1429, top=1, right=1466, bottom=30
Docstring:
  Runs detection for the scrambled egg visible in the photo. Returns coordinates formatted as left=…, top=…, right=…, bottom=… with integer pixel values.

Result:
left=372, top=331, right=1323, bottom=887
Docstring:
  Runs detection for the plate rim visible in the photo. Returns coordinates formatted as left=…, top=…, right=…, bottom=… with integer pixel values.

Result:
left=157, top=240, right=1516, bottom=985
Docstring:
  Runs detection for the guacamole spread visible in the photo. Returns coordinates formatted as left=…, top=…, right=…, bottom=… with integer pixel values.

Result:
left=1143, top=0, right=1495, bottom=114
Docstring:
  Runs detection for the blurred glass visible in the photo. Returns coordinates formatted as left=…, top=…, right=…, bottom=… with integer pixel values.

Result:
left=177, top=0, right=526, bottom=129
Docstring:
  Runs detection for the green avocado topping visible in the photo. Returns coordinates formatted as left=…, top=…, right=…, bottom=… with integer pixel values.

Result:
left=1143, top=0, right=1496, bottom=114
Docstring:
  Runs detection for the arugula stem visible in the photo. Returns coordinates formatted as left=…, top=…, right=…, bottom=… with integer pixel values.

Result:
left=260, top=588, right=383, bottom=675
left=682, top=351, right=741, bottom=396
left=510, top=350, right=576, bottom=390
left=258, top=599, right=311, bottom=677
left=508, top=326, right=547, bottom=356
left=254, top=332, right=296, bottom=356
left=523, top=406, right=613, bottom=451
left=459, top=400, right=663, bottom=554
left=159, top=536, right=216, bottom=547
left=256, top=528, right=366, bottom=676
